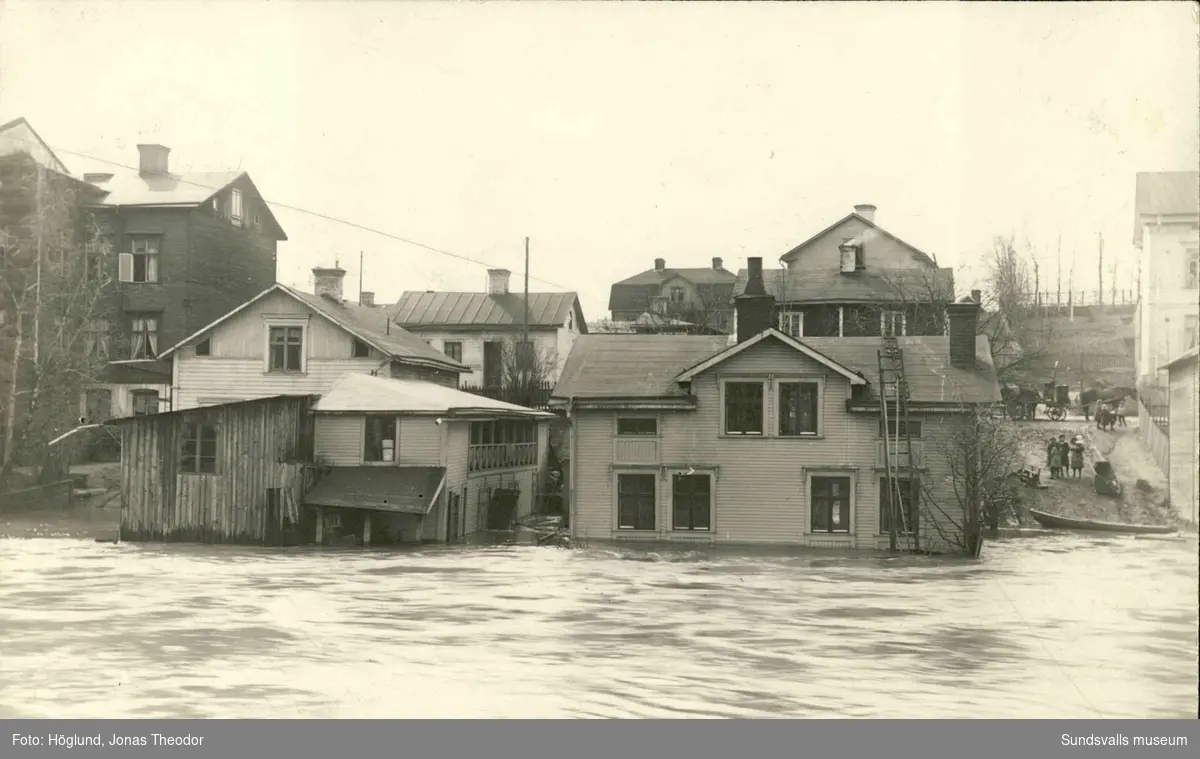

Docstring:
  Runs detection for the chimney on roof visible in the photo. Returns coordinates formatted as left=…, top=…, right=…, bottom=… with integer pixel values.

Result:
left=947, top=290, right=982, bottom=369
left=839, top=237, right=858, bottom=274
left=313, top=265, right=346, bottom=303
left=654, top=257, right=666, bottom=271
left=735, top=257, right=775, bottom=343
left=137, top=144, right=170, bottom=175
left=854, top=204, right=877, bottom=223
left=712, top=257, right=723, bottom=270
left=83, top=172, right=114, bottom=184
left=487, top=268, right=510, bottom=295
left=360, top=291, right=375, bottom=307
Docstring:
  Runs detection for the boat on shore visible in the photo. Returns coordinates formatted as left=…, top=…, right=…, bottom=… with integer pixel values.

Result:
left=1027, top=508, right=1178, bottom=535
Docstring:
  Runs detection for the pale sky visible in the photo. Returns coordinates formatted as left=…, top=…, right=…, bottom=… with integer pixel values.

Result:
left=2, top=1, right=1196, bottom=321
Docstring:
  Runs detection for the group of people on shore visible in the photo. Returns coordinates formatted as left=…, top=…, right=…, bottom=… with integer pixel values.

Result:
left=1046, top=433, right=1087, bottom=479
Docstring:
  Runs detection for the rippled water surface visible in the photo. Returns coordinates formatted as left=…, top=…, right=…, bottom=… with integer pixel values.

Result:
left=0, top=534, right=1195, bottom=718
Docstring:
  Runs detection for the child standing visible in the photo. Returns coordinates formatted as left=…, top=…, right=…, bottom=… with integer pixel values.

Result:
left=1069, top=436, right=1085, bottom=478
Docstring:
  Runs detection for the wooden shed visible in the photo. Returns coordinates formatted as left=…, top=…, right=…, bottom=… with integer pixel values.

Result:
left=113, top=394, right=318, bottom=545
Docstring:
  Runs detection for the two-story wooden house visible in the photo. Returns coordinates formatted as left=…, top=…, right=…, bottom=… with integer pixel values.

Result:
left=158, top=265, right=470, bottom=410
left=608, top=257, right=737, bottom=334
left=390, top=268, right=587, bottom=402
left=552, top=257, right=1001, bottom=555
left=733, top=204, right=955, bottom=339
left=79, top=143, right=289, bottom=419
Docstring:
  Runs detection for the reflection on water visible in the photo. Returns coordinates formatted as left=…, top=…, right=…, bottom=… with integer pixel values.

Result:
left=0, top=533, right=1195, bottom=718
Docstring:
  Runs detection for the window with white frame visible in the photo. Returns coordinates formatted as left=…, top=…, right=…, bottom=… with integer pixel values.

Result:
left=777, top=310, right=803, bottom=338
left=268, top=325, right=304, bottom=372
left=722, top=380, right=765, bottom=435
left=670, top=286, right=685, bottom=303
left=131, top=389, right=160, bottom=417
left=129, top=315, right=159, bottom=359
left=1186, top=246, right=1199, bottom=290
left=778, top=381, right=819, bottom=436
left=617, top=472, right=656, bottom=530
left=810, top=475, right=852, bottom=533
left=83, top=320, right=111, bottom=359
left=881, top=310, right=906, bottom=337
left=879, top=477, right=918, bottom=536
left=671, top=472, right=712, bottom=531
left=119, top=236, right=160, bottom=283
left=363, top=415, right=397, bottom=463
left=442, top=340, right=462, bottom=363
left=617, top=417, right=657, bottom=436
left=1185, top=314, right=1198, bottom=350
left=230, top=189, right=244, bottom=224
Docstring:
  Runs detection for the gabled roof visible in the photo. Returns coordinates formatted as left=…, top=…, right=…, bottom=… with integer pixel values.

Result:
left=313, top=373, right=554, bottom=417
left=86, top=170, right=288, bottom=241
left=0, top=117, right=70, bottom=174
left=156, top=284, right=469, bottom=372
left=733, top=266, right=955, bottom=305
left=608, top=266, right=737, bottom=312
left=1160, top=345, right=1199, bottom=372
left=553, top=332, right=1001, bottom=405
left=391, top=291, right=585, bottom=331
left=676, top=328, right=867, bottom=385
left=1133, top=171, right=1200, bottom=246
left=779, top=212, right=938, bottom=267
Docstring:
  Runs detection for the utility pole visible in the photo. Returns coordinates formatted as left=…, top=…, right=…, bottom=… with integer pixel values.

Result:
left=523, top=237, right=530, bottom=347
left=33, top=161, right=44, bottom=369
left=1056, top=234, right=1062, bottom=310
left=359, top=250, right=364, bottom=303
left=1097, top=232, right=1104, bottom=306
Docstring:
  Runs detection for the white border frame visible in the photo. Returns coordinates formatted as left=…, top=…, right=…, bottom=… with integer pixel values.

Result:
left=719, top=376, right=768, bottom=437
left=262, top=314, right=310, bottom=375
left=805, top=468, right=856, bottom=536
left=668, top=468, right=716, bottom=533
left=362, top=414, right=400, bottom=466
left=612, top=468, right=659, bottom=534
left=775, top=375, right=825, bottom=438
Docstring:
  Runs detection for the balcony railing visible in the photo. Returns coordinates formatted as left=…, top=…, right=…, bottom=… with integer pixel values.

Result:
left=469, top=442, right=538, bottom=472
left=460, top=382, right=554, bottom=410
left=876, top=439, right=925, bottom=469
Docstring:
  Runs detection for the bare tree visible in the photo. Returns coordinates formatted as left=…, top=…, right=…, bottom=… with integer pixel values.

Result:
left=497, top=335, right=558, bottom=407
left=0, top=152, right=113, bottom=492
left=600, top=286, right=734, bottom=335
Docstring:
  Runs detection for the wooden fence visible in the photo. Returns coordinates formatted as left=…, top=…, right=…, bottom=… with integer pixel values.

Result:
left=1022, top=289, right=1138, bottom=308
left=460, top=382, right=555, bottom=410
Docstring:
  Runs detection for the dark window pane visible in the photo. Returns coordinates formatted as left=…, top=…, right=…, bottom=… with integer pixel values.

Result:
left=779, top=382, right=819, bottom=436
left=618, top=474, right=656, bottom=530
left=880, top=478, right=919, bottom=535
left=617, top=417, right=657, bottom=436
left=724, top=382, right=764, bottom=435
left=811, top=476, right=851, bottom=533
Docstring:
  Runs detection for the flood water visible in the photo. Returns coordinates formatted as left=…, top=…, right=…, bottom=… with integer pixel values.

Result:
left=0, top=532, right=1195, bottom=718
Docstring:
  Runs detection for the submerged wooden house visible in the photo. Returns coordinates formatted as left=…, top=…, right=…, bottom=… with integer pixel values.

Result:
left=114, top=394, right=318, bottom=544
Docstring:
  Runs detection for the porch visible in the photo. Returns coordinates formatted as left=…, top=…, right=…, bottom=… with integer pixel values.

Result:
left=774, top=302, right=947, bottom=338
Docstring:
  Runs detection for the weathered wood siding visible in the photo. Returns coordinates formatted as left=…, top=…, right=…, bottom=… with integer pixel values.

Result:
left=572, top=338, right=971, bottom=552
left=1169, top=358, right=1199, bottom=524
left=174, top=290, right=388, bottom=410
left=442, top=422, right=471, bottom=540
left=119, top=395, right=315, bottom=544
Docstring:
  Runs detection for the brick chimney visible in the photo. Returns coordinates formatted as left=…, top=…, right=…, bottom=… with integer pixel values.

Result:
left=137, top=144, right=170, bottom=175
left=735, top=257, right=776, bottom=343
left=360, top=291, right=375, bottom=307
left=946, top=290, right=982, bottom=368
left=712, top=257, right=723, bottom=270
left=313, top=265, right=346, bottom=303
left=654, top=258, right=666, bottom=271
left=854, top=204, right=877, bottom=224
left=486, top=269, right=510, bottom=295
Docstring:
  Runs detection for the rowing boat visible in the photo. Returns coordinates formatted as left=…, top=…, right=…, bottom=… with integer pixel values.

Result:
left=1027, top=508, right=1178, bottom=535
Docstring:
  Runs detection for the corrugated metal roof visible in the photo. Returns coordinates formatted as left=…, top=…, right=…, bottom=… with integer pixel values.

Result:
left=302, top=466, right=446, bottom=515
left=733, top=267, right=955, bottom=304
left=553, top=332, right=1000, bottom=405
left=87, top=170, right=244, bottom=207
left=392, top=291, right=579, bottom=328
left=608, top=268, right=737, bottom=312
left=313, top=373, right=554, bottom=416
left=1134, top=171, right=1200, bottom=245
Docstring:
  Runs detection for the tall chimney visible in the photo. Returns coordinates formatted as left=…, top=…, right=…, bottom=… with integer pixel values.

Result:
left=360, top=291, right=375, bottom=307
left=486, top=268, right=511, bottom=295
left=854, top=204, right=877, bottom=224
left=137, top=144, right=170, bottom=175
left=712, top=257, right=723, bottom=270
left=654, top=258, right=666, bottom=271
left=313, top=265, right=347, bottom=303
left=735, top=257, right=776, bottom=342
left=946, top=292, right=982, bottom=368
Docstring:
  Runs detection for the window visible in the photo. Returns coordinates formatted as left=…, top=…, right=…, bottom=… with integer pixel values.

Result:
left=723, top=381, right=765, bottom=435
left=230, top=189, right=244, bottom=223
left=253, top=213, right=261, bottom=230
left=879, top=478, right=919, bottom=536
left=83, top=320, right=110, bottom=359
left=617, top=473, right=656, bottom=530
left=121, top=236, right=160, bottom=283
left=617, top=417, right=657, bottom=436
left=1186, top=247, right=1199, bottom=290
left=854, top=245, right=866, bottom=270
left=131, top=389, right=159, bottom=416
left=468, top=419, right=538, bottom=471
left=778, top=310, right=803, bottom=338
left=442, top=341, right=463, bottom=363
left=130, top=315, right=159, bottom=359
left=880, top=419, right=923, bottom=438
left=195, top=338, right=211, bottom=356
left=180, top=421, right=218, bottom=474
left=810, top=475, right=851, bottom=534
left=778, top=381, right=819, bottom=436
left=1185, top=314, right=1199, bottom=350
left=352, top=338, right=371, bottom=358
left=212, top=196, right=221, bottom=213
left=268, top=326, right=303, bottom=372
left=672, top=473, right=711, bottom=531
left=670, top=286, right=685, bottom=303
left=882, top=310, right=906, bottom=337
left=363, top=415, right=396, bottom=463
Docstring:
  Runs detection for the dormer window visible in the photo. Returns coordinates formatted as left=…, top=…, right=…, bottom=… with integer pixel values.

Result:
left=855, top=245, right=866, bottom=270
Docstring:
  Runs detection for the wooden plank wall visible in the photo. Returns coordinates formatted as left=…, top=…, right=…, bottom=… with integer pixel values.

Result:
left=120, top=396, right=316, bottom=544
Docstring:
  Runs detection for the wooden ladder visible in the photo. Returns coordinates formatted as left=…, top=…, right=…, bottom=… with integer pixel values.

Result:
left=878, top=333, right=919, bottom=550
